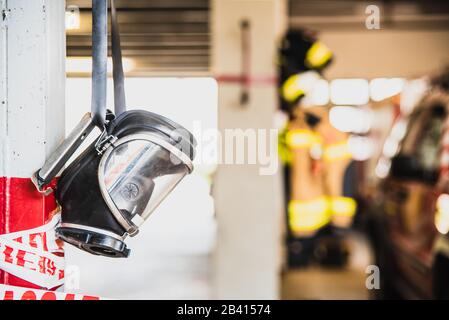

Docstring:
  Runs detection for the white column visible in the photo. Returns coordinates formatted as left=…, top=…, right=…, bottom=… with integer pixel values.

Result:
left=0, top=0, right=65, bottom=287
left=211, top=0, right=287, bottom=299
left=0, top=0, right=65, bottom=180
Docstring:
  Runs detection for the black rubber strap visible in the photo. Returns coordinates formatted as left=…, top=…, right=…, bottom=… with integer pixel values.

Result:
left=91, top=0, right=126, bottom=128
left=91, top=0, right=108, bottom=128
left=110, top=0, right=126, bottom=116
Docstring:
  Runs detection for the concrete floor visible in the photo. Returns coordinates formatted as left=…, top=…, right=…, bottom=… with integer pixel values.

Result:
left=281, top=232, right=373, bottom=300
left=282, top=267, right=369, bottom=300
left=64, top=174, right=216, bottom=300
left=65, top=196, right=372, bottom=300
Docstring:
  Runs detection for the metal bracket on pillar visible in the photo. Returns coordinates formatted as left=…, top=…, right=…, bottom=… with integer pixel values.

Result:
left=240, top=18, right=250, bottom=106
left=1, top=7, right=10, bottom=23
left=215, top=18, right=277, bottom=106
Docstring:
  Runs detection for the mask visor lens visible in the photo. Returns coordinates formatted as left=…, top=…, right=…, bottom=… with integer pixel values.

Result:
left=101, top=138, right=189, bottom=227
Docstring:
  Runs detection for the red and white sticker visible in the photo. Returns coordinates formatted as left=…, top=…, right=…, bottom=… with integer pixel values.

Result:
left=0, top=284, right=101, bottom=300
left=0, top=213, right=65, bottom=290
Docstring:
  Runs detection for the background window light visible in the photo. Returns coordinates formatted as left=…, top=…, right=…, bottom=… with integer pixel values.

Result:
left=375, top=157, right=391, bottom=179
left=310, top=79, right=330, bottom=106
left=347, top=135, right=374, bottom=161
left=329, top=106, right=372, bottom=134
left=370, top=78, right=405, bottom=102
left=436, top=194, right=449, bottom=235
left=400, top=78, right=428, bottom=115
left=330, top=79, right=370, bottom=105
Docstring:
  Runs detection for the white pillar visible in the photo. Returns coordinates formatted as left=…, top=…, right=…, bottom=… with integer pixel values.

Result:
left=0, top=0, right=65, bottom=288
left=0, top=0, right=65, bottom=176
left=212, top=0, right=287, bottom=299
left=0, top=0, right=65, bottom=177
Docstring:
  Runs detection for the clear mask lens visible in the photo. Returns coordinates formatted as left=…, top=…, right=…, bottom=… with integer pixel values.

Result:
left=101, top=138, right=190, bottom=227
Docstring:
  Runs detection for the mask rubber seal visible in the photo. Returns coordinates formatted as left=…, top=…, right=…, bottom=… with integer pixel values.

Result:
left=56, top=226, right=130, bottom=258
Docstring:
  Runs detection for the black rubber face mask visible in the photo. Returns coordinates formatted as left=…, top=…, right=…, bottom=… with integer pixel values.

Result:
left=31, top=0, right=196, bottom=258
left=53, top=111, right=196, bottom=258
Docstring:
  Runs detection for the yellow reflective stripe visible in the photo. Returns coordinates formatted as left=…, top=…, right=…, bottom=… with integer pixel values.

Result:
left=278, top=129, right=292, bottom=165
left=288, top=197, right=331, bottom=233
left=306, top=41, right=332, bottom=69
left=281, top=74, right=305, bottom=103
left=323, top=140, right=351, bottom=162
left=286, top=129, right=322, bottom=149
left=330, top=196, right=357, bottom=218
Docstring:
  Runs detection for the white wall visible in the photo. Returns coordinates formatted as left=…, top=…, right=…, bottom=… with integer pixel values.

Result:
left=321, top=30, right=449, bottom=79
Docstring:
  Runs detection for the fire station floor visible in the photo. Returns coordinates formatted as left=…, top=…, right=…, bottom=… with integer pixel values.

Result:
left=281, top=232, right=373, bottom=300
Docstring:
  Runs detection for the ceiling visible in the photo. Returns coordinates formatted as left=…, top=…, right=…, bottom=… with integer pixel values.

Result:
left=289, top=0, right=449, bottom=31
left=66, top=0, right=210, bottom=76
left=66, top=0, right=449, bottom=76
